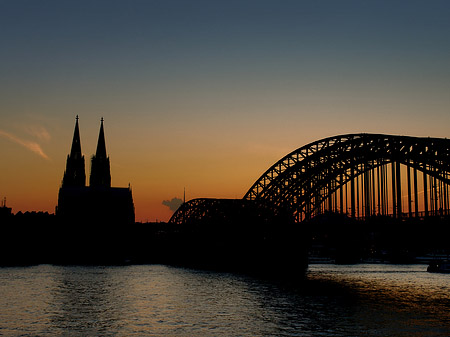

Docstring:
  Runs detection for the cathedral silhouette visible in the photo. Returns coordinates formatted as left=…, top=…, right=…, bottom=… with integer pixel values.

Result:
left=57, top=117, right=135, bottom=226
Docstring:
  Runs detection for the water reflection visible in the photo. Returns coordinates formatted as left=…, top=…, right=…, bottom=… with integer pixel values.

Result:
left=0, top=264, right=449, bottom=336
left=0, top=266, right=55, bottom=336
left=48, top=266, right=129, bottom=336
left=308, top=264, right=450, bottom=337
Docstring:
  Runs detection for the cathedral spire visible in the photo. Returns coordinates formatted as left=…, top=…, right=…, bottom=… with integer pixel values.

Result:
left=90, top=118, right=111, bottom=187
left=70, top=115, right=82, bottom=159
left=95, top=117, right=107, bottom=158
left=62, top=115, right=86, bottom=187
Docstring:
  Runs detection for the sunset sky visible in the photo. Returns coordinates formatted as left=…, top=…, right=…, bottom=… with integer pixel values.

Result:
left=1, top=0, right=449, bottom=222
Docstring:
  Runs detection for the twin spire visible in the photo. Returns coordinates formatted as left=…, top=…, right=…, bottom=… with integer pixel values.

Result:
left=62, top=116, right=111, bottom=188
left=69, top=115, right=82, bottom=160
left=90, top=117, right=111, bottom=187
left=62, top=115, right=85, bottom=187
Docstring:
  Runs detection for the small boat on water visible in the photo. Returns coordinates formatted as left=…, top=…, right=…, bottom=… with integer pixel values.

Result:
left=427, top=260, right=450, bottom=274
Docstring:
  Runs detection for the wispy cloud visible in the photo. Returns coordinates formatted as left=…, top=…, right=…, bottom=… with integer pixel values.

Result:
left=0, top=130, right=50, bottom=160
left=25, top=125, right=51, bottom=142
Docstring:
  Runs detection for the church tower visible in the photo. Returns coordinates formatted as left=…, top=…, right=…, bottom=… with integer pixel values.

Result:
left=90, top=118, right=111, bottom=187
left=62, top=115, right=86, bottom=187
left=58, top=116, right=135, bottom=240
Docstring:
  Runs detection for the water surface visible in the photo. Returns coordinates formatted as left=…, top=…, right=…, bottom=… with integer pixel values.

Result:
left=0, top=264, right=448, bottom=336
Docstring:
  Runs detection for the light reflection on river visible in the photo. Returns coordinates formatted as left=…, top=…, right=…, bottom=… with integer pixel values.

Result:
left=0, top=264, right=448, bottom=336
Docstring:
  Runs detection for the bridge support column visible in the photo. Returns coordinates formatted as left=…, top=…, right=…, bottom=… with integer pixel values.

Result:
left=328, top=179, right=333, bottom=213
left=392, top=162, right=397, bottom=218
left=377, top=165, right=381, bottom=215
left=372, top=162, right=376, bottom=217
left=445, top=173, right=450, bottom=214
left=414, top=166, right=419, bottom=217
left=433, top=173, right=438, bottom=215
left=340, top=174, right=344, bottom=214
left=381, top=164, right=387, bottom=216
left=334, top=180, right=338, bottom=213
left=423, top=168, right=429, bottom=217
left=356, top=171, right=360, bottom=217
left=365, top=165, right=372, bottom=218
left=444, top=172, right=449, bottom=215
left=407, top=161, right=412, bottom=218
left=396, top=161, right=402, bottom=218
left=351, top=166, right=355, bottom=218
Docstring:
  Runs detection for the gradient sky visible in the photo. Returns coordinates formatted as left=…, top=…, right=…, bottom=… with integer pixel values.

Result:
left=1, top=0, right=449, bottom=222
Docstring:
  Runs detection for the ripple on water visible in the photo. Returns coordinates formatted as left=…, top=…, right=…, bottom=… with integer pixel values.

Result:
left=0, top=264, right=449, bottom=336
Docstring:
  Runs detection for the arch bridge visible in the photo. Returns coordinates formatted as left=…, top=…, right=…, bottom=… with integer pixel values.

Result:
left=170, top=134, right=450, bottom=225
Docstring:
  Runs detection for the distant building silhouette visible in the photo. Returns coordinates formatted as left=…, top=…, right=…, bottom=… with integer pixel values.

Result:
left=57, top=117, right=134, bottom=226
left=0, top=197, right=12, bottom=223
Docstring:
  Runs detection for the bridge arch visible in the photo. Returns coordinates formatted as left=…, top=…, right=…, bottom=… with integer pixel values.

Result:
left=169, top=199, right=246, bottom=225
left=169, top=198, right=290, bottom=225
left=244, top=133, right=450, bottom=221
left=170, top=134, right=450, bottom=224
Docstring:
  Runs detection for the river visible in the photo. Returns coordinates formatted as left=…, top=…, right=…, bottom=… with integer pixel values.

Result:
left=0, top=264, right=448, bottom=336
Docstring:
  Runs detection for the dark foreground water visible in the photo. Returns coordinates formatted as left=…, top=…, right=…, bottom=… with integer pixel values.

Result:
left=0, top=264, right=449, bottom=336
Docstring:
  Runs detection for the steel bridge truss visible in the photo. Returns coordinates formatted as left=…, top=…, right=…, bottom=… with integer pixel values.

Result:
left=169, top=198, right=289, bottom=225
left=244, top=134, right=450, bottom=222
left=170, top=134, right=450, bottom=224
